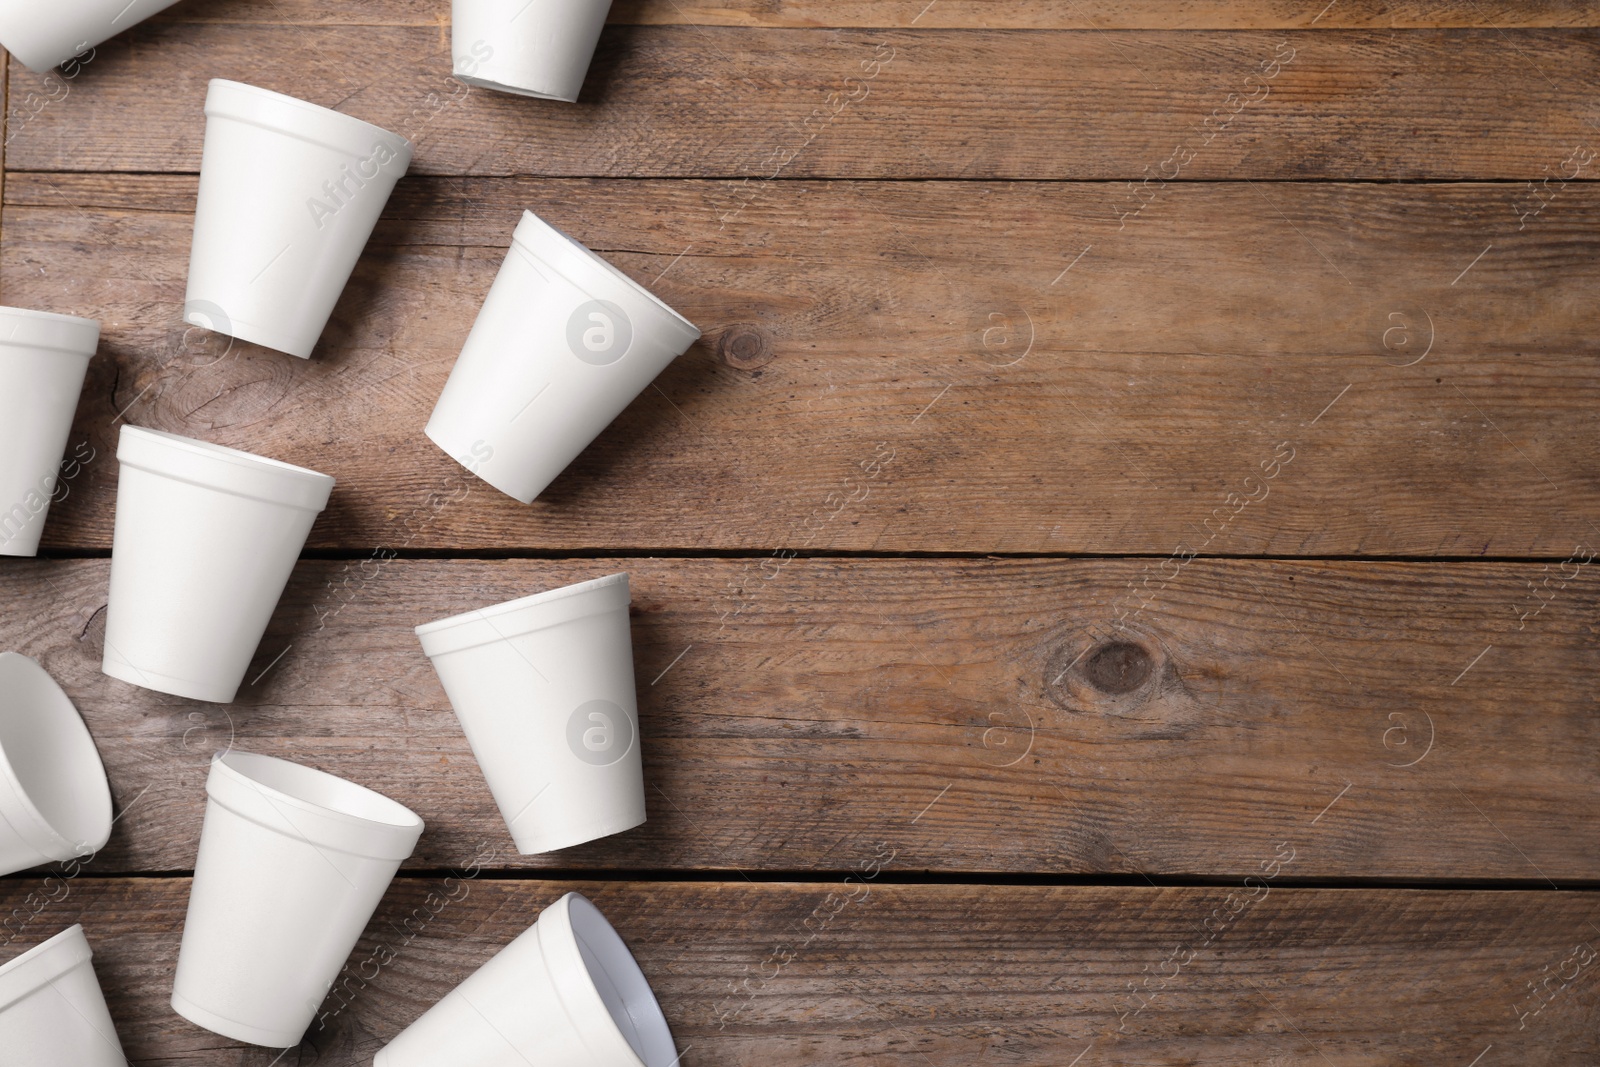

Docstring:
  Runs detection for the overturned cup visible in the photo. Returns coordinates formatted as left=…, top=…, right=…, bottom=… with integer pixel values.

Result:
left=0, top=924, right=128, bottom=1067
left=0, top=652, right=113, bottom=877
left=452, top=0, right=611, bottom=102
left=185, top=80, right=412, bottom=359
left=0, top=0, right=179, bottom=72
left=172, top=750, right=424, bottom=1047
left=425, top=210, right=700, bottom=503
left=416, top=573, right=646, bottom=855
left=0, top=306, right=98, bottom=558
left=102, top=425, right=334, bottom=703
left=376, top=891, right=676, bottom=1067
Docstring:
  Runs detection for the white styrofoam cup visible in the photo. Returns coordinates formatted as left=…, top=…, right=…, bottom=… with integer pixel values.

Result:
left=0, top=653, right=113, bottom=877
left=416, top=573, right=646, bottom=855
left=451, top=0, right=611, bottom=102
left=375, top=891, right=676, bottom=1067
left=425, top=210, right=700, bottom=503
left=102, top=425, right=334, bottom=703
left=171, top=750, right=424, bottom=1048
left=0, top=925, right=127, bottom=1066
left=0, top=306, right=98, bottom=557
left=0, top=0, right=179, bottom=72
left=185, top=79, right=413, bottom=359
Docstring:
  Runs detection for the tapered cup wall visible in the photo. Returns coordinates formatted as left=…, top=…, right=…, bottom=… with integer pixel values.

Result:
left=0, top=654, right=113, bottom=877
left=171, top=751, right=423, bottom=1048
left=184, top=80, right=412, bottom=359
left=451, top=0, right=611, bottom=102
left=0, top=306, right=98, bottom=557
left=376, top=892, right=676, bottom=1067
left=417, top=573, right=646, bottom=855
left=425, top=210, right=700, bottom=503
left=0, top=925, right=127, bottom=1067
left=0, top=0, right=180, bottom=72
left=102, top=426, right=334, bottom=703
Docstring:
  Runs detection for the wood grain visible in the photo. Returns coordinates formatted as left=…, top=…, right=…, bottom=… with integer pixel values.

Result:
left=0, top=878, right=1593, bottom=1065
left=3, top=7, right=1595, bottom=1065
left=7, top=26, right=1599, bottom=179
left=7, top=174, right=1600, bottom=556
left=2, top=556, right=1595, bottom=880
left=149, top=0, right=1600, bottom=29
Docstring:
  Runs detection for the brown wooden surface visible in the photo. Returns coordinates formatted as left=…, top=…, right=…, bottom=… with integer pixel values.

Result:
left=10, top=174, right=1600, bottom=555
left=5, top=3, right=1600, bottom=1064
left=8, top=25, right=1600, bottom=179
left=155, top=0, right=1600, bottom=29
left=2, top=878, right=1595, bottom=1065
left=1, top=556, right=1595, bottom=881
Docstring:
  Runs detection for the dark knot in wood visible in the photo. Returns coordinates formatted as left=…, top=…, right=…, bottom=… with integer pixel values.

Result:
left=1082, top=640, right=1153, bottom=695
left=717, top=324, right=774, bottom=370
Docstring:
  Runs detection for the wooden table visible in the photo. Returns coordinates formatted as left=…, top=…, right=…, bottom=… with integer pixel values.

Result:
left=3, top=1, right=1598, bottom=1062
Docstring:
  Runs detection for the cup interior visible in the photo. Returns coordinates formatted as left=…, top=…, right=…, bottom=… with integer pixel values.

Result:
left=217, top=751, right=421, bottom=830
left=568, top=894, right=676, bottom=1067
left=0, top=655, right=111, bottom=855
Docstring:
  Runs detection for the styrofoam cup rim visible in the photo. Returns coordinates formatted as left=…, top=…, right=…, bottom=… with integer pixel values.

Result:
left=204, top=79, right=414, bottom=160
left=0, top=305, right=100, bottom=358
left=555, top=893, right=677, bottom=1067
left=512, top=211, right=700, bottom=344
left=415, top=571, right=629, bottom=642
left=116, top=425, right=334, bottom=512
left=207, top=750, right=423, bottom=856
left=0, top=924, right=93, bottom=1014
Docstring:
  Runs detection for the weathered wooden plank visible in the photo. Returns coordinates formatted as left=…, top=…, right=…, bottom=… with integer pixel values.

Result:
left=137, top=0, right=1600, bottom=28
left=610, top=0, right=1600, bottom=27
left=7, top=26, right=1598, bottom=178
left=3, top=50, right=94, bottom=265
left=1, top=556, right=1595, bottom=879
left=7, top=174, right=1600, bottom=556
left=0, top=878, right=1593, bottom=1065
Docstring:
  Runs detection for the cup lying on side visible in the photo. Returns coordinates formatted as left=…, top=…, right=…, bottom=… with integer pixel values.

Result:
left=0, top=653, right=113, bottom=877
left=416, top=573, right=646, bottom=855
left=102, top=425, right=334, bottom=703
left=376, top=891, right=676, bottom=1067
left=451, top=0, right=611, bottom=102
left=0, top=0, right=179, bottom=72
left=0, top=925, right=128, bottom=1067
left=185, top=79, right=412, bottom=359
left=172, top=751, right=424, bottom=1048
left=0, top=306, right=98, bottom=557
left=425, top=210, right=700, bottom=503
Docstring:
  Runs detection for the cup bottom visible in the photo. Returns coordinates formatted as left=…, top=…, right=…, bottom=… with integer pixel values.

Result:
left=182, top=306, right=315, bottom=361
left=171, top=990, right=301, bottom=1048
left=101, top=655, right=239, bottom=704
left=453, top=72, right=579, bottom=104
left=424, top=423, right=542, bottom=504
left=511, top=807, right=646, bottom=856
